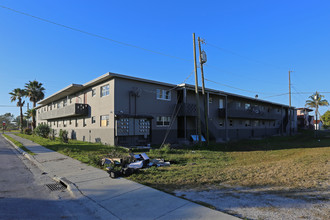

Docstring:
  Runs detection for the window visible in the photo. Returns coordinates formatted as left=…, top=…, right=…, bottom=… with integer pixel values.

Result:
left=156, top=89, right=171, bottom=101
left=156, top=116, right=171, bottom=126
left=219, top=99, right=224, bottom=109
left=63, top=99, right=67, bottom=107
left=209, top=97, right=213, bottom=104
left=91, top=116, right=96, bottom=124
left=245, top=103, right=250, bottom=110
left=254, top=120, right=259, bottom=127
left=57, top=102, right=61, bottom=109
left=101, top=85, right=110, bottom=97
left=100, top=115, right=109, bottom=127
left=92, top=89, right=96, bottom=97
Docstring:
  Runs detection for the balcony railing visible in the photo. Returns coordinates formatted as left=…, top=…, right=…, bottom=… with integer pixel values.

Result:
left=219, top=107, right=282, bottom=120
left=38, top=103, right=88, bottom=120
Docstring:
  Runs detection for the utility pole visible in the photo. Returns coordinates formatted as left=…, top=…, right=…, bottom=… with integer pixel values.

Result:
left=198, top=36, right=209, bottom=145
left=193, top=33, right=202, bottom=145
left=288, top=70, right=293, bottom=135
left=289, top=70, right=292, bottom=107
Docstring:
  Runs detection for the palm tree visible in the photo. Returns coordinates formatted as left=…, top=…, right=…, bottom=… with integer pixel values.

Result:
left=9, top=88, right=26, bottom=132
left=25, top=80, right=45, bottom=129
left=25, top=108, right=35, bottom=129
left=305, top=91, right=329, bottom=135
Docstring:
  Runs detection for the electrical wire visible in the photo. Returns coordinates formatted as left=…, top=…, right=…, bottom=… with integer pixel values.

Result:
left=262, top=93, right=289, bottom=99
left=206, top=42, right=288, bottom=70
left=204, top=78, right=268, bottom=94
left=0, top=4, right=191, bottom=62
left=0, top=105, right=18, bottom=107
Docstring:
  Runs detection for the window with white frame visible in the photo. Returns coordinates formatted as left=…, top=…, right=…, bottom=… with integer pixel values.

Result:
left=156, top=89, right=171, bottom=101
left=100, top=115, right=109, bottom=127
left=219, top=98, right=224, bottom=109
left=101, top=85, right=110, bottom=97
left=156, top=116, right=171, bottom=126
left=92, top=89, right=96, bottom=97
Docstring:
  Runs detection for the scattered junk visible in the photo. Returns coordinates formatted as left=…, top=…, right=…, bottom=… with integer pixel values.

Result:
left=101, top=152, right=170, bottom=179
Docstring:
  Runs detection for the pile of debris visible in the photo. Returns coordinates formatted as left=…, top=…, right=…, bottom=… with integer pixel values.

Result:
left=101, top=152, right=170, bottom=179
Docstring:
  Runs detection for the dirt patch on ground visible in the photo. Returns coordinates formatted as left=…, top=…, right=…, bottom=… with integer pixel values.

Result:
left=175, top=185, right=330, bottom=220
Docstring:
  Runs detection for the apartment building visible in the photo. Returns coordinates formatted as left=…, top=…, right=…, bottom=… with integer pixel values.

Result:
left=36, top=72, right=297, bottom=146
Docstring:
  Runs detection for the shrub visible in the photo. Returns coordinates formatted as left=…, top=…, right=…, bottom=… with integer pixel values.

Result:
left=24, top=128, right=32, bottom=135
left=34, top=124, right=51, bottom=138
left=161, top=143, right=172, bottom=154
left=59, top=129, right=69, bottom=143
left=49, top=129, right=56, bottom=140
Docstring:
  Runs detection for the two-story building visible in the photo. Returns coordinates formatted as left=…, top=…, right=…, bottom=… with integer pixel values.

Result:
left=36, top=72, right=297, bottom=146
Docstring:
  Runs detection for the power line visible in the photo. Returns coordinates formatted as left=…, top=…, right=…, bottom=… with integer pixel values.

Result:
left=0, top=105, right=18, bottom=107
left=205, top=78, right=269, bottom=94
left=262, top=93, right=289, bottom=99
left=206, top=42, right=288, bottom=70
left=0, top=4, right=191, bottom=62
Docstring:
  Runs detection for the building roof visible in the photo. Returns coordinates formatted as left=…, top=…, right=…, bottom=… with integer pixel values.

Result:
left=37, top=72, right=294, bottom=108
left=296, top=107, right=313, bottom=112
left=38, top=72, right=176, bottom=106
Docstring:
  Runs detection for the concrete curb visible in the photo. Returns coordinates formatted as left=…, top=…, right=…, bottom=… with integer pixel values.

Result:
left=1, top=134, right=82, bottom=199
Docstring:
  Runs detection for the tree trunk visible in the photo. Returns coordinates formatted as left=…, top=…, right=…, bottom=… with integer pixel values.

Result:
left=20, top=104, right=23, bottom=133
left=32, top=101, right=36, bottom=130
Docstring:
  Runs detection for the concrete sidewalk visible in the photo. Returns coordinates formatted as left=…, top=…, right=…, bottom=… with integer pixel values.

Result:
left=4, top=133, right=238, bottom=220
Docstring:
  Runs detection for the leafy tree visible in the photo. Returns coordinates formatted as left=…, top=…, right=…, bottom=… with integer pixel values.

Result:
left=13, top=116, right=27, bottom=129
left=0, top=113, right=16, bottom=130
left=9, top=88, right=26, bottom=132
left=25, top=80, right=45, bottom=130
left=321, top=110, right=330, bottom=128
left=305, top=92, right=329, bottom=132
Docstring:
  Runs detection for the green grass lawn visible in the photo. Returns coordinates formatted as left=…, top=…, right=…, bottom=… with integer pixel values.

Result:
left=15, top=130, right=330, bottom=193
left=3, top=134, right=36, bottom=155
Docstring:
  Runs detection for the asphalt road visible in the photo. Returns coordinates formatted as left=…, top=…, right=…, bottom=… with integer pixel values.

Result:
left=0, top=134, right=103, bottom=220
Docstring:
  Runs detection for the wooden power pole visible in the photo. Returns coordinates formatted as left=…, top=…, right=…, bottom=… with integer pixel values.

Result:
left=288, top=70, right=293, bottom=135
left=198, top=37, right=209, bottom=145
left=193, top=33, right=202, bottom=145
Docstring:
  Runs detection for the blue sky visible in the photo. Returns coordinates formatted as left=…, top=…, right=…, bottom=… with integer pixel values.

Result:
left=1, top=0, right=329, bottom=118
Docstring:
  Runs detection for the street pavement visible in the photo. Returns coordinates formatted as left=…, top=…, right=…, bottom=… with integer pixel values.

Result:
left=0, top=134, right=108, bottom=220
left=3, top=133, right=239, bottom=220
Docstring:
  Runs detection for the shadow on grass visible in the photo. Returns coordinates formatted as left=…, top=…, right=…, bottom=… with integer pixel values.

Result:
left=185, top=130, right=330, bottom=152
